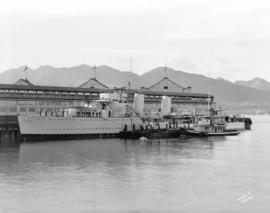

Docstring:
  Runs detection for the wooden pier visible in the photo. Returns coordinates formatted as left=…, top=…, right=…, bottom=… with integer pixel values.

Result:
left=0, top=122, right=21, bottom=145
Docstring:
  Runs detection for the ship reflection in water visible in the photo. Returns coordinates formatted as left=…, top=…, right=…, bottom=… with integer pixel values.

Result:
left=0, top=116, right=270, bottom=212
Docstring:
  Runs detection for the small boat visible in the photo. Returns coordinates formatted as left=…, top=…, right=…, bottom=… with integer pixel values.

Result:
left=180, top=111, right=240, bottom=137
left=139, top=136, right=148, bottom=141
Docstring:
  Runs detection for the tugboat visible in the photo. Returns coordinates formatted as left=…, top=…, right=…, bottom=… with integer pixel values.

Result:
left=180, top=123, right=240, bottom=137
left=180, top=108, right=240, bottom=137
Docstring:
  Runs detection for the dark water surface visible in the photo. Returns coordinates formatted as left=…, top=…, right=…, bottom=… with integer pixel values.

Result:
left=0, top=116, right=270, bottom=212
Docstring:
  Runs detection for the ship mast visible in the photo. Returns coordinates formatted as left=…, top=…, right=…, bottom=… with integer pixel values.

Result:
left=92, top=65, right=97, bottom=79
left=164, top=64, right=168, bottom=78
left=23, top=65, right=28, bottom=80
left=207, top=71, right=211, bottom=116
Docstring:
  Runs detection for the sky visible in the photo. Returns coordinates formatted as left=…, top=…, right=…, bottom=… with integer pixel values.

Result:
left=1, top=0, right=270, bottom=81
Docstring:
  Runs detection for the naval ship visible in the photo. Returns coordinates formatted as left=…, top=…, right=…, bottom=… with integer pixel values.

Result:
left=18, top=92, right=144, bottom=141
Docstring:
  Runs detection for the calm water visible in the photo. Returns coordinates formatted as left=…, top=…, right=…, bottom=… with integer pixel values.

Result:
left=0, top=116, right=270, bottom=212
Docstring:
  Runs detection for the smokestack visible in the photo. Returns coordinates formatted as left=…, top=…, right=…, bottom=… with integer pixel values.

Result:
left=161, top=96, right=171, bottom=115
left=133, top=93, right=144, bottom=115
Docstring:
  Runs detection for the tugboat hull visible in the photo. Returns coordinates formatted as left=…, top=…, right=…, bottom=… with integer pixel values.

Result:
left=180, top=128, right=240, bottom=137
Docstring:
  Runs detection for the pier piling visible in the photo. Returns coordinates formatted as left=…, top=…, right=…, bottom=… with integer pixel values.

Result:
left=0, top=123, right=21, bottom=146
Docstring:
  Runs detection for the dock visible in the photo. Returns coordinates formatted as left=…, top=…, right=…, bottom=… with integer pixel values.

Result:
left=0, top=122, right=21, bottom=145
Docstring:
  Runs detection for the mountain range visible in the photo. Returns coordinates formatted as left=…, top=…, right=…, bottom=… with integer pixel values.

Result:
left=1, top=65, right=270, bottom=105
left=235, top=78, right=270, bottom=91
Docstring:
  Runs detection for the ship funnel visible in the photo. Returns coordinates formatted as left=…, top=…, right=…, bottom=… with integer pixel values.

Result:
left=133, top=93, right=144, bottom=115
left=161, top=96, right=171, bottom=115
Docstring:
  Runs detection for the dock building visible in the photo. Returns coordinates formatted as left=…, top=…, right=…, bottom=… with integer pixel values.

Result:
left=0, top=76, right=213, bottom=118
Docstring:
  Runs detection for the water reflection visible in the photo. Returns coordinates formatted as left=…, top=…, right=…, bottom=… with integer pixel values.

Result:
left=0, top=136, right=227, bottom=166
left=0, top=137, right=223, bottom=179
left=1, top=117, right=270, bottom=212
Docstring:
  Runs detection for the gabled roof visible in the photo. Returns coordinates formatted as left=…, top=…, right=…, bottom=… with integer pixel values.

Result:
left=146, top=77, right=192, bottom=93
left=79, top=77, right=109, bottom=90
left=14, top=78, right=34, bottom=86
left=148, top=77, right=186, bottom=90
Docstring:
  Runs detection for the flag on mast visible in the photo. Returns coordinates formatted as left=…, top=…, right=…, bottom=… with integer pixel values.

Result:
left=23, top=65, right=28, bottom=80
left=92, top=65, right=97, bottom=79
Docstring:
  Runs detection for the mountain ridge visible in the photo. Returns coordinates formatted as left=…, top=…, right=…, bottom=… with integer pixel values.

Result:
left=235, top=77, right=270, bottom=91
